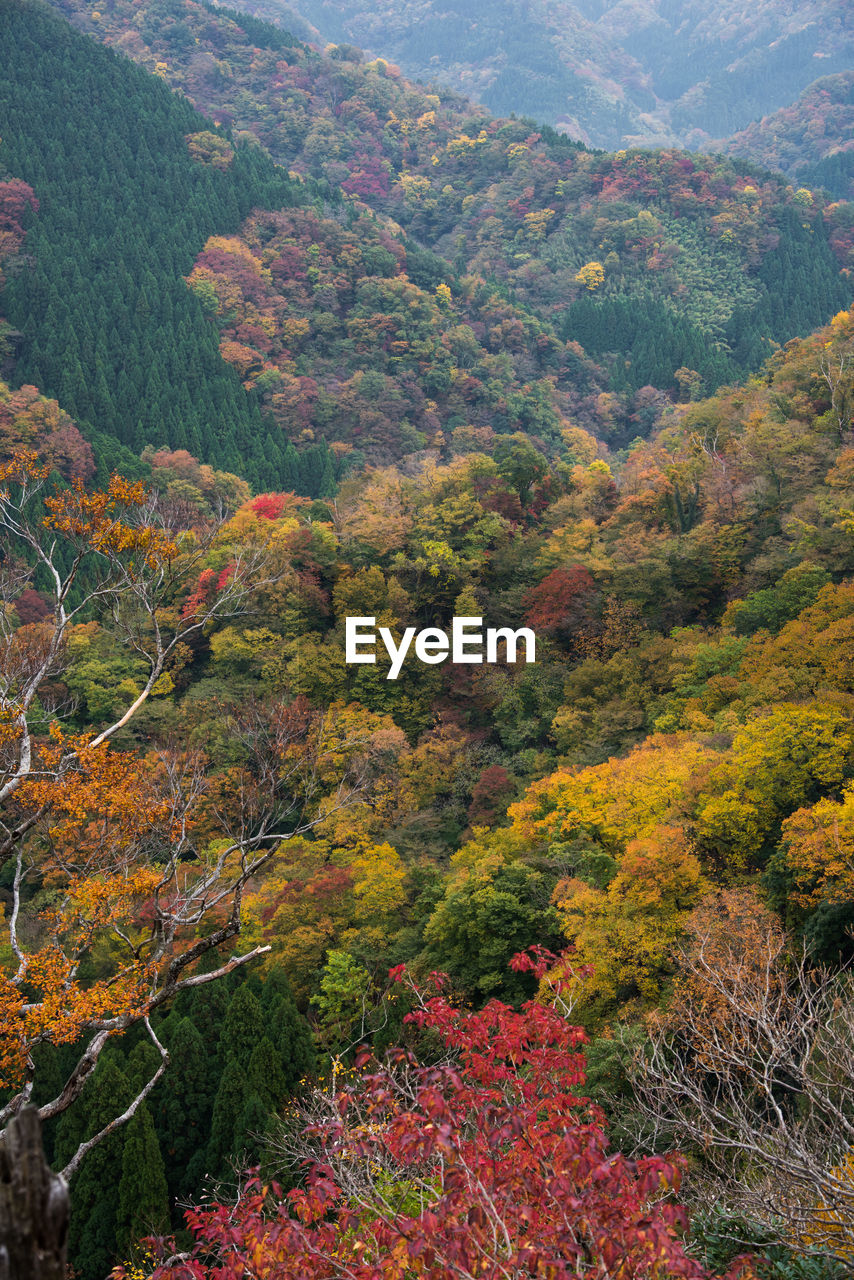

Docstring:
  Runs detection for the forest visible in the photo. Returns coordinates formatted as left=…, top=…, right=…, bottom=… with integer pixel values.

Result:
left=198, top=0, right=854, bottom=152
left=724, top=72, right=854, bottom=201
left=2, top=0, right=854, bottom=1276
left=41, top=0, right=854, bottom=415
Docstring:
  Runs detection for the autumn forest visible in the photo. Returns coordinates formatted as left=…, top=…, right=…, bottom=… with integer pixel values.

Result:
left=2, top=0, right=854, bottom=1276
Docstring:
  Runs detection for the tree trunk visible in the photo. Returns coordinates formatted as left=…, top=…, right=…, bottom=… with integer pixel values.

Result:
left=0, top=1107, right=68, bottom=1280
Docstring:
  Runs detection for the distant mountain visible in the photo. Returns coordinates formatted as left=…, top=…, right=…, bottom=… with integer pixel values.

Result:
left=228, top=0, right=854, bottom=151
left=42, top=0, right=854, bottom=425
left=723, top=71, right=854, bottom=201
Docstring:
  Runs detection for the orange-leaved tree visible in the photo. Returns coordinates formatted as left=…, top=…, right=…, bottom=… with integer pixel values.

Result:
left=0, top=452, right=373, bottom=1178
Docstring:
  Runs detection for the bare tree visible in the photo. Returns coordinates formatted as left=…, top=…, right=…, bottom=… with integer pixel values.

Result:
left=0, top=453, right=377, bottom=1179
left=632, top=889, right=854, bottom=1262
left=819, top=352, right=852, bottom=439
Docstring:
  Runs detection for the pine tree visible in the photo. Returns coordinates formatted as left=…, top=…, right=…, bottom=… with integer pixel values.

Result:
left=246, top=1036, right=287, bottom=1109
left=206, top=1051, right=248, bottom=1182
left=266, top=989, right=316, bottom=1093
left=114, top=1104, right=169, bottom=1262
left=232, top=1091, right=269, bottom=1171
left=59, top=1057, right=132, bottom=1280
left=155, top=1016, right=215, bottom=1199
left=222, top=985, right=265, bottom=1070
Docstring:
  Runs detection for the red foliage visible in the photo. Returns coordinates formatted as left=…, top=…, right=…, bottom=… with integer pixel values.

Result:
left=0, top=178, right=38, bottom=263
left=0, top=385, right=94, bottom=483
left=467, top=764, right=514, bottom=827
left=248, top=491, right=298, bottom=520
left=215, top=560, right=236, bottom=591
left=141, top=954, right=719, bottom=1280
left=180, top=567, right=217, bottom=622
left=13, top=588, right=50, bottom=624
left=149, top=448, right=202, bottom=480
left=341, top=154, right=391, bottom=199
left=523, top=565, right=596, bottom=634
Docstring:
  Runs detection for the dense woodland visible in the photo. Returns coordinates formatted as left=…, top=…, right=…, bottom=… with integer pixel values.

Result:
left=199, top=0, right=854, bottom=152
left=724, top=72, right=854, bottom=202
left=42, top=0, right=854, bottom=413
left=2, top=1, right=854, bottom=1277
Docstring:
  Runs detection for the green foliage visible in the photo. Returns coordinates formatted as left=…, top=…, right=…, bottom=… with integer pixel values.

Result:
left=115, top=1105, right=169, bottom=1261
left=310, top=949, right=373, bottom=1050
left=154, top=1017, right=214, bottom=1199
left=206, top=1052, right=252, bottom=1181
left=55, top=1058, right=134, bottom=1280
left=724, top=564, right=832, bottom=636
left=689, top=1208, right=847, bottom=1279
left=221, top=986, right=266, bottom=1069
left=0, top=0, right=328, bottom=489
left=423, top=860, right=563, bottom=1003
left=40, top=0, right=854, bottom=437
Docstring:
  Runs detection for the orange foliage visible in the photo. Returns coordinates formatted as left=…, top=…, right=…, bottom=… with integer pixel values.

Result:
left=42, top=473, right=177, bottom=565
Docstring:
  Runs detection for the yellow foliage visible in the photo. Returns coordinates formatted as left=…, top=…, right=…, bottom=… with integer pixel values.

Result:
left=351, top=843, right=407, bottom=924
left=523, top=208, right=556, bottom=241
left=554, top=826, right=710, bottom=1003
left=803, top=1148, right=854, bottom=1258
left=575, top=261, right=605, bottom=291
left=509, top=734, right=712, bottom=854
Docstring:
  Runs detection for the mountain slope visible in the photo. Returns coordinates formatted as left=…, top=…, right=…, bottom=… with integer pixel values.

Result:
left=724, top=71, right=854, bottom=201
left=39, top=0, right=854, bottom=422
left=229, top=0, right=854, bottom=150
left=0, top=0, right=337, bottom=487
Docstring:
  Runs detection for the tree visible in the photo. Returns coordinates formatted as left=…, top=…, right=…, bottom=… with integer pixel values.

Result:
left=423, top=860, right=564, bottom=1003
left=635, top=889, right=854, bottom=1264
left=0, top=454, right=373, bottom=1179
left=206, top=1054, right=250, bottom=1183
left=55, top=1058, right=133, bottom=1279
left=554, top=826, right=710, bottom=1006
left=139, top=953, right=716, bottom=1280
left=493, top=432, right=549, bottom=507
left=115, top=1105, right=169, bottom=1261
left=0, top=1108, right=68, bottom=1280
left=263, top=971, right=317, bottom=1094
left=575, top=261, right=605, bottom=291
left=154, top=1017, right=213, bottom=1200
left=522, top=564, right=596, bottom=638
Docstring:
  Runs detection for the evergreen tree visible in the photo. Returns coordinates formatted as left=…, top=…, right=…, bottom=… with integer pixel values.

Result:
left=57, top=1057, right=132, bottom=1280
left=155, top=1016, right=215, bottom=1199
left=267, top=992, right=317, bottom=1093
left=247, top=1035, right=287, bottom=1109
left=222, top=984, right=265, bottom=1070
left=0, top=0, right=308, bottom=484
left=115, top=1104, right=170, bottom=1262
left=206, top=1051, right=248, bottom=1182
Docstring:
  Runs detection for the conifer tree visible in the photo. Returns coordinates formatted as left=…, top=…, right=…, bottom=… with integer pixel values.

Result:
left=222, top=985, right=266, bottom=1070
left=155, top=1017, right=215, bottom=1200
left=57, top=1058, right=132, bottom=1280
left=115, top=1104, right=169, bottom=1262
left=206, top=1051, right=248, bottom=1182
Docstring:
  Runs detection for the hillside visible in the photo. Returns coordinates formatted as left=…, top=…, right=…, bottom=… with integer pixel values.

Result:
left=227, top=0, right=854, bottom=151
left=724, top=71, right=854, bottom=200
left=185, top=207, right=608, bottom=465
left=4, top=3, right=854, bottom=1275
left=6, top=296, right=854, bottom=1276
left=41, top=0, right=854, bottom=426
left=0, top=0, right=339, bottom=489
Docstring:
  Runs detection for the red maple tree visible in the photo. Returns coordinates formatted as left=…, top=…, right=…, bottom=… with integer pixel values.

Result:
left=139, top=950, right=728, bottom=1280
